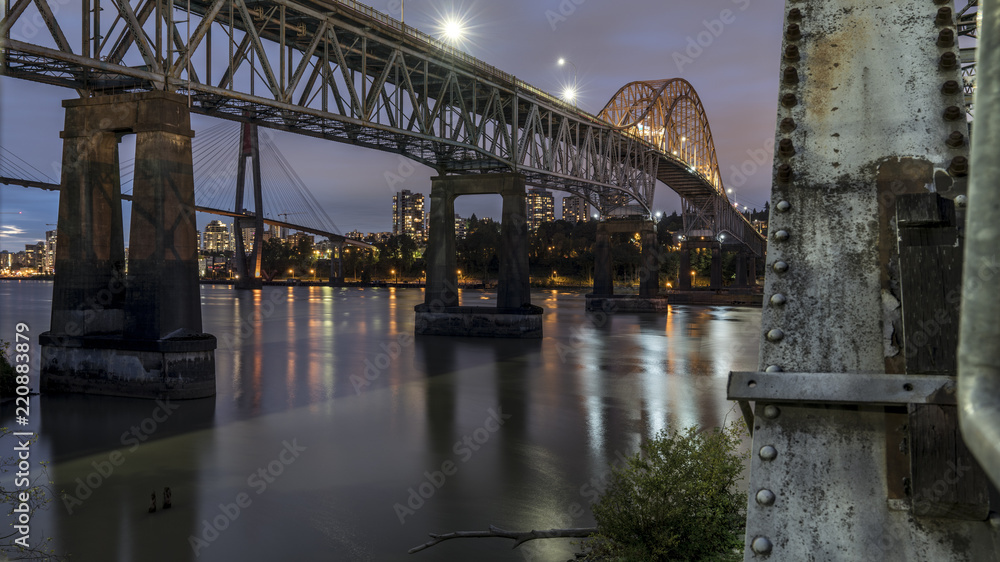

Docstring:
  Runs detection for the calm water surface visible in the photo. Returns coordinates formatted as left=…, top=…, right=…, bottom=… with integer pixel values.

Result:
left=0, top=281, right=760, bottom=561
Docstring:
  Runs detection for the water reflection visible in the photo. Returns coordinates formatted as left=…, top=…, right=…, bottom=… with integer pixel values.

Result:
left=0, top=282, right=760, bottom=561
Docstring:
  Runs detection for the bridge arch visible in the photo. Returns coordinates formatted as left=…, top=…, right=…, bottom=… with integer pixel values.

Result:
left=599, top=78, right=725, bottom=198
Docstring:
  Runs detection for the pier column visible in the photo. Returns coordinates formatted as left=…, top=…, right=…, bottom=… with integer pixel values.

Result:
left=329, top=240, right=345, bottom=286
left=415, top=173, right=540, bottom=337
left=678, top=244, right=692, bottom=289
left=124, top=96, right=202, bottom=339
left=50, top=113, right=126, bottom=337
left=40, top=92, right=216, bottom=400
left=497, top=176, right=531, bottom=308
left=709, top=242, right=723, bottom=289
left=593, top=222, right=613, bottom=296
left=638, top=223, right=659, bottom=298
left=423, top=181, right=458, bottom=308
left=735, top=251, right=748, bottom=288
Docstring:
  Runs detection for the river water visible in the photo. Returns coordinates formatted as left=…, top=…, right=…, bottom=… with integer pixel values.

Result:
left=0, top=281, right=760, bottom=561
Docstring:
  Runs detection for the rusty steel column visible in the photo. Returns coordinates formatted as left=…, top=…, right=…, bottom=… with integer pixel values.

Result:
left=739, top=2, right=994, bottom=561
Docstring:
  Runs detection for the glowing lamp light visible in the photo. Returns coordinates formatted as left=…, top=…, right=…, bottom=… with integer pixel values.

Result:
left=562, top=86, right=577, bottom=103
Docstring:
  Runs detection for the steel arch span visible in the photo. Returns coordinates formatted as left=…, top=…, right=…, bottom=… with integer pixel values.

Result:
left=599, top=79, right=764, bottom=256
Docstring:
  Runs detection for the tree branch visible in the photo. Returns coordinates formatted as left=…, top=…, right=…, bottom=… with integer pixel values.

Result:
left=408, top=524, right=597, bottom=554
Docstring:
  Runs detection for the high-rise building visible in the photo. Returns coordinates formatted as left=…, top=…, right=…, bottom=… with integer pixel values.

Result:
left=392, top=189, right=426, bottom=241
left=44, top=230, right=57, bottom=274
left=455, top=215, right=469, bottom=240
left=527, top=188, right=555, bottom=231
left=561, top=196, right=590, bottom=223
left=202, top=220, right=232, bottom=253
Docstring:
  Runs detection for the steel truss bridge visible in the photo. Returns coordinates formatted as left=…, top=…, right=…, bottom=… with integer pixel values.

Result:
left=1, top=0, right=765, bottom=255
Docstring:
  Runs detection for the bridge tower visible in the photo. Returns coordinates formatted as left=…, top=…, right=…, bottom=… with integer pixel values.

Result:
left=728, top=2, right=997, bottom=560
left=39, top=91, right=216, bottom=399
left=233, top=121, right=265, bottom=290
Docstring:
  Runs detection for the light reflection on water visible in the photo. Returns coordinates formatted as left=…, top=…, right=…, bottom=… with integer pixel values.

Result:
left=0, top=281, right=759, bottom=562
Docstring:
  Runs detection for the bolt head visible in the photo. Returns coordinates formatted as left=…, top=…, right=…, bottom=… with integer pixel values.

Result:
left=783, top=45, right=800, bottom=62
left=773, top=230, right=790, bottom=242
left=772, top=260, right=789, bottom=273
left=937, top=28, right=955, bottom=48
left=752, top=536, right=774, bottom=555
left=780, top=93, right=798, bottom=108
left=766, top=328, right=785, bottom=342
left=759, top=445, right=779, bottom=460
left=763, top=404, right=781, bottom=419
left=770, top=294, right=787, bottom=306
left=946, top=131, right=966, bottom=148
left=949, top=156, right=969, bottom=177
left=756, top=489, right=777, bottom=506
left=785, top=23, right=801, bottom=41
left=943, top=105, right=964, bottom=121
left=955, top=195, right=968, bottom=208
left=765, top=365, right=783, bottom=373
left=787, top=8, right=802, bottom=21
left=776, top=165, right=793, bottom=184
left=941, top=80, right=962, bottom=96
left=783, top=66, right=800, bottom=85
left=776, top=200, right=791, bottom=212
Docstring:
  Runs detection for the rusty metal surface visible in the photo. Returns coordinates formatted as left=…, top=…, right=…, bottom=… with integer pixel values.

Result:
left=747, top=406, right=998, bottom=561
left=746, top=0, right=996, bottom=559
left=728, top=371, right=957, bottom=405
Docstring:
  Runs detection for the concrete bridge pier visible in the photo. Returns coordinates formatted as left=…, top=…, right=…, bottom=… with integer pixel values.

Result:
left=329, top=240, right=345, bottom=286
left=709, top=242, right=723, bottom=289
left=40, top=92, right=216, bottom=399
left=735, top=251, right=748, bottom=288
left=415, top=173, right=542, bottom=337
left=678, top=243, right=692, bottom=289
left=586, top=219, right=667, bottom=312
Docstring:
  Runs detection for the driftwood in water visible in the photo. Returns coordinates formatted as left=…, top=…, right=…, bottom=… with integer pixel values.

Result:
left=408, top=524, right=597, bottom=554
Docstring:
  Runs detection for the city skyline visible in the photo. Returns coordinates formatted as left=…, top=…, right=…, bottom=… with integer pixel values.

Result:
left=0, top=0, right=782, bottom=252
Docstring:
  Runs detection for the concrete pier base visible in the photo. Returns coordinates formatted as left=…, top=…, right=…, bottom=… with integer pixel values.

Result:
left=40, top=91, right=215, bottom=399
left=585, top=294, right=669, bottom=312
left=414, top=305, right=543, bottom=338
left=39, top=334, right=217, bottom=399
left=416, top=172, right=542, bottom=338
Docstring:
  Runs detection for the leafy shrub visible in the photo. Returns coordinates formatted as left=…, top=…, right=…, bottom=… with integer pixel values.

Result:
left=584, top=422, right=748, bottom=561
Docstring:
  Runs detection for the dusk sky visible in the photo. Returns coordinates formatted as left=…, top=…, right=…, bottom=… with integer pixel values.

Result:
left=0, top=0, right=783, bottom=252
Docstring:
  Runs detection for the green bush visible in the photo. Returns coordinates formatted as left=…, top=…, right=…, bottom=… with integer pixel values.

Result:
left=584, top=423, right=748, bottom=562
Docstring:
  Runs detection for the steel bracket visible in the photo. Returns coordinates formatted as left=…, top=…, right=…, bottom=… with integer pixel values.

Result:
left=727, top=371, right=956, bottom=406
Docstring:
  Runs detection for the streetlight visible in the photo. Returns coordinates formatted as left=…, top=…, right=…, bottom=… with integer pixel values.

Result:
left=691, top=269, right=697, bottom=287
left=391, top=268, right=397, bottom=284
left=557, top=58, right=578, bottom=105
left=437, top=12, right=468, bottom=44
left=457, top=269, right=462, bottom=285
